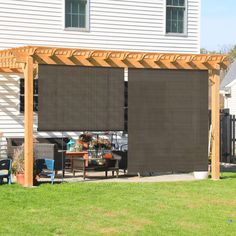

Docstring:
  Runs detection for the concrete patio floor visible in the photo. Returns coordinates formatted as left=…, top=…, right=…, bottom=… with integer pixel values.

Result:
left=10, top=163, right=236, bottom=185
left=37, top=171, right=196, bottom=184
left=37, top=162, right=236, bottom=184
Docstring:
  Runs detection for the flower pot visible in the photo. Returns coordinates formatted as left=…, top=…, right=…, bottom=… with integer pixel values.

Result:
left=104, top=153, right=112, bottom=159
left=193, top=171, right=208, bottom=180
left=77, top=140, right=89, bottom=149
left=16, top=173, right=25, bottom=185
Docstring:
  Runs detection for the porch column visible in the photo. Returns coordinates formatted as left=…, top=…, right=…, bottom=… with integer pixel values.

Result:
left=210, top=69, right=220, bottom=180
left=23, top=56, right=34, bottom=187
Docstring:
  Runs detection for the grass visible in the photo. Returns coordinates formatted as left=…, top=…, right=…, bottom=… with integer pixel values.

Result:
left=0, top=173, right=236, bottom=236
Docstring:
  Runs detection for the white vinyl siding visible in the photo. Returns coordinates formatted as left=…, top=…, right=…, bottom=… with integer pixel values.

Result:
left=0, top=0, right=200, bottom=53
left=0, top=0, right=200, bottom=152
left=225, top=84, right=236, bottom=116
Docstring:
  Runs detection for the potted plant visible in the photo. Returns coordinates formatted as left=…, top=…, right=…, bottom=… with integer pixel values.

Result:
left=12, top=147, right=25, bottom=185
left=12, top=146, right=39, bottom=186
left=91, top=138, right=111, bottom=150
left=79, top=132, right=93, bottom=143
left=78, top=132, right=93, bottom=150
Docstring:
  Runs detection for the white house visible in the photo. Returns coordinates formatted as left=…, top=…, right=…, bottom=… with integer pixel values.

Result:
left=0, top=0, right=201, bottom=52
left=221, top=60, right=236, bottom=115
left=0, top=0, right=201, bottom=157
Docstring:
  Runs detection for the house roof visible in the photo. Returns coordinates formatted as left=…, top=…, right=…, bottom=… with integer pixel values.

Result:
left=220, top=60, right=236, bottom=90
left=0, top=46, right=230, bottom=74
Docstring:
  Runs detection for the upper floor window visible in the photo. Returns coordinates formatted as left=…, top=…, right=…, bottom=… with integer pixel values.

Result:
left=65, top=0, right=88, bottom=30
left=166, top=0, right=186, bottom=34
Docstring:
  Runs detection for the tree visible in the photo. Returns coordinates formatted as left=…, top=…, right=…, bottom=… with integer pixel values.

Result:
left=200, top=48, right=208, bottom=54
left=228, top=45, right=236, bottom=59
left=201, top=45, right=236, bottom=60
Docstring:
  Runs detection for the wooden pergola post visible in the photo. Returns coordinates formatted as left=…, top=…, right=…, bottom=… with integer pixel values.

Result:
left=210, top=69, right=220, bottom=180
left=23, top=56, right=34, bottom=187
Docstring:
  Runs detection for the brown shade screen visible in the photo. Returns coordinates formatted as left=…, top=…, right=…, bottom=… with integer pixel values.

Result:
left=128, top=69, right=208, bottom=174
left=38, top=65, right=124, bottom=131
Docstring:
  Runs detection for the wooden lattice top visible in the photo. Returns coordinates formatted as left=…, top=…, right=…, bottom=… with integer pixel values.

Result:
left=0, top=46, right=231, bottom=74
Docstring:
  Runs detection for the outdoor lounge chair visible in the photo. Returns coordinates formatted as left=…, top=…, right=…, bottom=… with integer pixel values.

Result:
left=7, top=138, right=67, bottom=172
left=0, top=159, right=12, bottom=185
left=35, top=159, right=55, bottom=184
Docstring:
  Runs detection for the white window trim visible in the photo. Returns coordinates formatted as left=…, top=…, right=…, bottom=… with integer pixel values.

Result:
left=164, top=0, right=188, bottom=37
left=63, top=0, right=90, bottom=32
left=19, top=78, right=39, bottom=114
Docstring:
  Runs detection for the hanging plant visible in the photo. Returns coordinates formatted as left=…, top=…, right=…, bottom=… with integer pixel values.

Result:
left=79, top=132, right=93, bottom=143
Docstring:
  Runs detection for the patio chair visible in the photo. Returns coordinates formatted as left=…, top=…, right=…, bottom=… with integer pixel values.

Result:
left=0, top=159, right=12, bottom=185
left=112, top=149, right=127, bottom=173
left=35, top=159, right=55, bottom=184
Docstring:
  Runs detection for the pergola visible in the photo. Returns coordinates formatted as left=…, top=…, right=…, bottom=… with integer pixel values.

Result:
left=0, top=46, right=230, bottom=187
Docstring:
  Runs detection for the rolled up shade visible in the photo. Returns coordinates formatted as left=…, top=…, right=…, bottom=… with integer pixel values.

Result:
left=38, top=65, right=124, bottom=131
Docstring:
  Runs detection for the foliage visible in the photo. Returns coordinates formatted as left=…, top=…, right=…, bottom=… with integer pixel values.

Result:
left=228, top=45, right=236, bottom=59
left=12, top=147, right=24, bottom=174
left=79, top=132, right=93, bottom=143
left=200, top=48, right=219, bottom=54
left=201, top=44, right=236, bottom=61
left=75, top=143, right=83, bottom=152
left=0, top=173, right=236, bottom=235
left=92, top=138, right=112, bottom=150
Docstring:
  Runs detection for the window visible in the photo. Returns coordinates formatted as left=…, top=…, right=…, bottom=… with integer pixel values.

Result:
left=166, top=0, right=186, bottom=34
left=65, top=0, right=88, bottom=29
left=19, top=79, right=38, bottom=113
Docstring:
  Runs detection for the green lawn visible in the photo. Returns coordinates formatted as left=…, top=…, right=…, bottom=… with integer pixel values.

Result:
left=0, top=173, right=236, bottom=236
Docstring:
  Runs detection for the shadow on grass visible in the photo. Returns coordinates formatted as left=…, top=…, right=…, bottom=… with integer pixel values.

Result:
left=220, top=172, right=236, bottom=179
left=35, top=180, right=63, bottom=186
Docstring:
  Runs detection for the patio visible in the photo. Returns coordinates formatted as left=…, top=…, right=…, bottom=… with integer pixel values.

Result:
left=40, top=171, right=196, bottom=183
left=37, top=163, right=236, bottom=184
left=0, top=46, right=230, bottom=186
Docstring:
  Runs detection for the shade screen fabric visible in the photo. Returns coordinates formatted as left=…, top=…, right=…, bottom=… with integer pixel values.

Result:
left=38, top=65, right=124, bottom=131
left=128, top=69, right=208, bottom=174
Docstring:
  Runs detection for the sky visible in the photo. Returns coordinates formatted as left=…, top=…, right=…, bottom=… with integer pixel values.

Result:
left=201, top=0, right=236, bottom=51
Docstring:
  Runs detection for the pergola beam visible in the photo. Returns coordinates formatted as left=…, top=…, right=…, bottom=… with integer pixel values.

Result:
left=0, top=46, right=230, bottom=70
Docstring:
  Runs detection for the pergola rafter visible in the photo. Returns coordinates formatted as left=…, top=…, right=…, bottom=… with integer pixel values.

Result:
left=0, top=46, right=230, bottom=71
left=0, top=46, right=231, bottom=187
left=0, top=68, right=22, bottom=74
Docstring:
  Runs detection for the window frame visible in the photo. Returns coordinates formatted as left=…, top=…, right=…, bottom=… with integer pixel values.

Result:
left=165, top=0, right=188, bottom=36
left=63, top=0, right=90, bottom=32
left=19, top=78, right=38, bottom=113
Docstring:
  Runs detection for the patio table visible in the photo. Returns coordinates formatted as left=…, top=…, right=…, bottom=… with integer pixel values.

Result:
left=72, top=157, right=120, bottom=179
left=64, top=151, right=88, bottom=175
